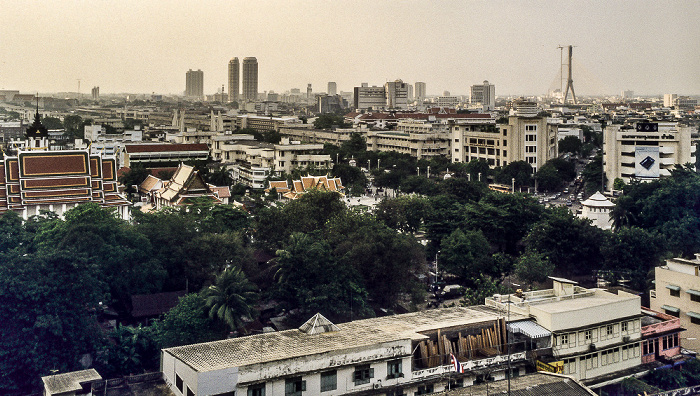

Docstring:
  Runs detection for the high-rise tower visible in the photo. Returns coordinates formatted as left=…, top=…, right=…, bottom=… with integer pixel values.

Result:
left=242, top=57, right=258, bottom=102
left=185, top=69, right=204, bottom=98
left=558, top=45, right=577, bottom=104
left=470, top=80, right=496, bottom=111
left=228, top=58, right=240, bottom=103
left=415, top=82, right=426, bottom=102
left=327, top=82, right=337, bottom=96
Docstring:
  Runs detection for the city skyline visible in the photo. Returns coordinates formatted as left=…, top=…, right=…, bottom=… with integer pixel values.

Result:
left=0, top=1, right=698, bottom=97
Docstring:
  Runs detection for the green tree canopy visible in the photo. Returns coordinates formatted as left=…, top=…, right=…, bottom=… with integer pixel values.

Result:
left=314, top=113, right=349, bottom=129
left=41, top=116, right=63, bottom=129
left=514, top=250, right=554, bottom=289
left=601, top=227, right=663, bottom=290
left=558, top=136, right=582, bottom=155
left=151, top=293, right=226, bottom=348
left=496, top=160, right=533, bottom=187
left=611, top=167, right=700, bottom=256
left=203, top=267, right=258, bottom=331
left=375, top=195, right=430, bottom=233
left=35, top=203, right=166, bottom=313
left=275, top=232, right=372, bottom=320
left=522, top=207, right=606, bottom=277
left=440, top=228, right=494, bottom=285
left=0, top=250, right=106, bottom=393
left=327, top=211, right=427, bottom=307
left=63, top=114, right=83, bottom=139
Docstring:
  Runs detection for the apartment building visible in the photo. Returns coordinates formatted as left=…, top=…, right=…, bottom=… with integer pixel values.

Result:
left=354, top=86, right=387, bottom=111
left=451, top=115, right=557, bottom=171
left=603, top=122, right=696, bottom=191
left=366, top=120, right=450, bottom=159
left=470, top=81, right=496, bottom=111
left=385, top=80, right=409, bottom=110
left=274, top=138, right=331, bottom=175
left=212, top=136, right=331, bottom=188
left=650, top=254, right=700, bottom=353
left=486, top=278, right=643, bottom=388
left=211, top=136, right=274, bottom=189
left=161, top=308, right=530, bottom=396
left=279, top=126, right=360, bottom=146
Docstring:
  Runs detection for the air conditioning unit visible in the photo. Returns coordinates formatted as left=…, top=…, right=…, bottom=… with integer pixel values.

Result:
left=373, top=383, right=382, bottom=389
left=589, top=344, right=596, bottom=352
left=623, top=335, right=630, bottom=342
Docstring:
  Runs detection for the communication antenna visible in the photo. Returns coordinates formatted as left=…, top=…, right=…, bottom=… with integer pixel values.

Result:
left=557, top=45, right=577, bottom=104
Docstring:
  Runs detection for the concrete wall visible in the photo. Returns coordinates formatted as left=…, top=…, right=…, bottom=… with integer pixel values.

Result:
left=530, top=290, right=640, bottom=332
left=651, top=262, right=700, bottom=352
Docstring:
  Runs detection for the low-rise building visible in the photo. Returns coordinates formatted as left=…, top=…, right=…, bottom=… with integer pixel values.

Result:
left=650, top=254, right=700, bottom=353
left=267, top=175, right=344, bottom=200
left=578, top=191, right=614, bottom=230
left=0, top=112, right=130, bottom=220
left=143, top=163, right=228, bottom=210
left=122, top=143, right=210, bottom=168
left=640, top=307, right=684, bottom=365
left=161, top=308, right=531, bottom=396
left=42, top=369, right=102, bottom=396
left=274, top=138, right=331, bottom=175
left=486, top=278, right=643, bottom=388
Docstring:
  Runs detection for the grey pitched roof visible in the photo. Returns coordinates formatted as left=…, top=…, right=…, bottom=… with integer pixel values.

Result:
left=163, top=307, right=502, bottom=372
left=41, top=369, right=102, bottom=395
left=437, top=373, right=596, bottom=396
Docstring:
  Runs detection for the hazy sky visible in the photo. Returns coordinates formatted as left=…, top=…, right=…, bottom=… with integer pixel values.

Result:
left=1, top=0, right=698, bottom=97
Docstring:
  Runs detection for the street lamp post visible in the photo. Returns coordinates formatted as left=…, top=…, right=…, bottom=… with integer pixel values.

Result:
left=434, top=251, right=440, bottom=290
left=417, top=167, right=420, bottom=176
left=427, top=166, right=430, bottom=179
left=507, top=281, right=520, bottom=396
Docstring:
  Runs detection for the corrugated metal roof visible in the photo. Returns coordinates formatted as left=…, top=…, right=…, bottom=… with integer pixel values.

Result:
left=164, top=307, right=500, bottom=372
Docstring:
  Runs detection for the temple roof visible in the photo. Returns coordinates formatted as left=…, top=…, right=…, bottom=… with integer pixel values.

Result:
left=25, top=109, right=48, bottom=139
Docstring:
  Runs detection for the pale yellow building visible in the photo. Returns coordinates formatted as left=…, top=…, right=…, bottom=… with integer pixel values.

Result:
left=452, top=115, right=558, bottom=171
left=486, top=278, right=643, bottom=388
left=650, top=255, right=700, bottom=353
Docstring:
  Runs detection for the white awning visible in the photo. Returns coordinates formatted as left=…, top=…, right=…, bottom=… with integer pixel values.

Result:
left=507, top=320, right=551, bottom=339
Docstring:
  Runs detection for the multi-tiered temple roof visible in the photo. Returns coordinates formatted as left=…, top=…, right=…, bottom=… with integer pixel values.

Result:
left=0, top=108, right=130, bottom=219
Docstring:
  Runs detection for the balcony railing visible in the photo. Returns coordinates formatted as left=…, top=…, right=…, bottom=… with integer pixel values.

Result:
left=411, top=352, right=527, bottom=380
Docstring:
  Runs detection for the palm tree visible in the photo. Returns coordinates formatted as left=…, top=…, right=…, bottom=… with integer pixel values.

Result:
left=203, top=267, right=258, bottom=331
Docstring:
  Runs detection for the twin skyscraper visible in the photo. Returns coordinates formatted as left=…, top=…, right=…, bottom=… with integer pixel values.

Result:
left=228, top=57, right=258, bottom=103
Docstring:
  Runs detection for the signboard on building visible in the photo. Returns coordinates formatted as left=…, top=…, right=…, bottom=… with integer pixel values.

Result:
left=636, top=122, right=659, bottom=132
left=635, top=146, right=660, bottom=178
left=536, top=360, right=563, bottom=374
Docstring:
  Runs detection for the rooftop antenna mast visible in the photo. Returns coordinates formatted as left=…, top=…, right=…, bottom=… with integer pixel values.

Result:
left=558, top=45, right=577, bottom=104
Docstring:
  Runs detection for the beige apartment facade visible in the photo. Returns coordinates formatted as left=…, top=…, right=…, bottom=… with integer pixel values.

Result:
left=486, top=278, right=643, bottom=387
left=452, top=115, right=557, bottom=171
left=650, top=255, right=700, bottom=353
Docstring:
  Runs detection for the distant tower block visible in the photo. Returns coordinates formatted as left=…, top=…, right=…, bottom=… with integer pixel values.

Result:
left=560, top=45, right=577, bottom=104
